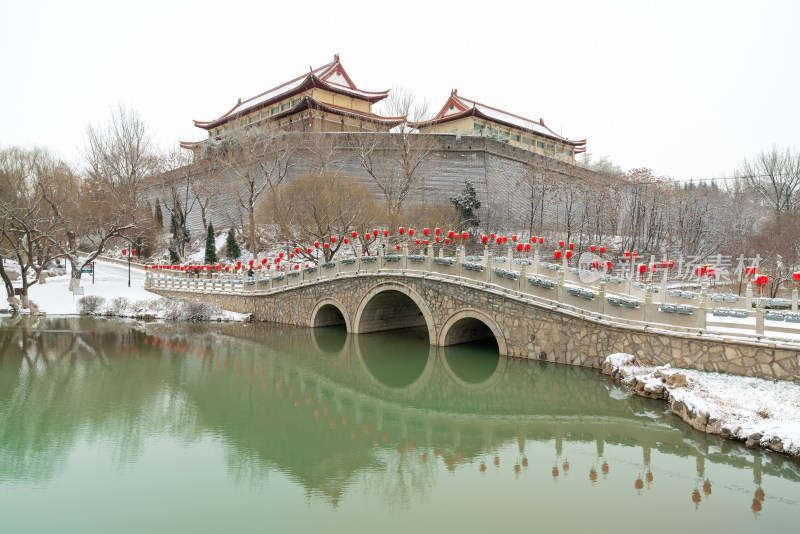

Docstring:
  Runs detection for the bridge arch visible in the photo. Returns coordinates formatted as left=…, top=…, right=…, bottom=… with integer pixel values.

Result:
left=310, top=298, right=351, bottom=332
left=353, top=282, right=436, bottom=344
left=438, top=309, right=507, bottom=355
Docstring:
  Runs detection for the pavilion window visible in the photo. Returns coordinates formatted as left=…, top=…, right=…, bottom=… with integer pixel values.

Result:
left=272, top=107, right=279, bottom=115
left=522, top=137, right=533, bottom=145
left=567, top=150, right=573, bottom=156
left=249, top=116, right=255, bottom=124
left=546, top=144, right=554, bottom=150
left=292, top=99, right=300, bottom=107
left=511, top=135, right=520, bottom=142
left=556, top=147, right=563, bottom=153
left=473, top=123, right=484, bottom=131
left=240, top=119, right=246, bottom=127
left=281, top=103, right=290, bottom=111
left=536, top=141, right=544, bottom=148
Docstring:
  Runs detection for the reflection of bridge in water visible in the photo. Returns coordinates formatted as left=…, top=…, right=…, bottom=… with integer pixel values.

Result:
left=155, top=322, right=800, bottom=501
left=1, top=317, right=797, bottom=508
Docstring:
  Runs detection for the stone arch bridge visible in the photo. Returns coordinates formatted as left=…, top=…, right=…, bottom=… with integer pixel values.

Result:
left=149, top=272, right=800, bottom=380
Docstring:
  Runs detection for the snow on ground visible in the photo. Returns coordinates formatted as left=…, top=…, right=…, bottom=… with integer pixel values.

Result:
left=604, top=354, right=800, bottom=458
left=24, top=260, right=247, bottom=321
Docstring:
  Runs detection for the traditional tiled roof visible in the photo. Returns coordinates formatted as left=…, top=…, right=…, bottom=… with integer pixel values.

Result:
left=410, top=90, right=586, bottom=150
left=193, top=54, right=390, bottom=131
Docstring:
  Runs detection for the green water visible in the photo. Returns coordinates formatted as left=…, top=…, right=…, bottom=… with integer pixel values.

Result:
left=0, top=316, right=797, bottom=532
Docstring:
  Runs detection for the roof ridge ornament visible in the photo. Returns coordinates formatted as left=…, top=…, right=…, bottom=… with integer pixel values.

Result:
left=334, top=53, right=339, bottom=61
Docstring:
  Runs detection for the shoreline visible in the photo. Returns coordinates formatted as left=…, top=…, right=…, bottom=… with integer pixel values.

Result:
left=602, top=354, right=800, bottom=460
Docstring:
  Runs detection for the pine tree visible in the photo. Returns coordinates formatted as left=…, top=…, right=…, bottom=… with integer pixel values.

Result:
left=225, top=228, right=240, bottom=260
left=205, top=223, right=217, bottom=265
left=450, top=181, right=481, bottom=228
left=168, top=246, right=180, bottom=264
left=154, top=198, right=164, bottom=227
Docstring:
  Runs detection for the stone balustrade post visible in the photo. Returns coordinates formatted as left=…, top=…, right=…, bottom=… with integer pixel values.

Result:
left=756, top=308, right=765, bottom=335
left=792, top=289, right=798, bottom=312
left=745, top=283, right=753, bottom=309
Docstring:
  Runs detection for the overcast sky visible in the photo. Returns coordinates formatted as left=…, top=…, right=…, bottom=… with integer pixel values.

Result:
left=2, top=0, right=798, bottom=181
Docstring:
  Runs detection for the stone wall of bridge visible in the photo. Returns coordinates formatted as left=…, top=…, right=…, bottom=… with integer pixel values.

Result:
left=149, top=274, right=800, bottom=382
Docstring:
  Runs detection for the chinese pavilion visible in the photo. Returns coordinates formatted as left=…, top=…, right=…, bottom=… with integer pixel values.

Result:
left=410, top=90, right=586, bottom=163
left=180, top=54, right=404, bottom=150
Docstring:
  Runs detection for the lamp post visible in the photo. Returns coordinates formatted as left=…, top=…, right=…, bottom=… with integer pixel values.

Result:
left=122, top=248, right=136, bottom=287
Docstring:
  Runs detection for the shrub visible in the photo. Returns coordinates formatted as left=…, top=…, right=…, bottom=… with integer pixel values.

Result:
left=106, top=297, right=130, bottom=316
left=77, top=295, right=106, bottom=316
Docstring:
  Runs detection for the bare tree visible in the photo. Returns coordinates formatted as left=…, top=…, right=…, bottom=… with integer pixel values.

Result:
left=214, top=125, right=298, bottom=259
left=738, top=146, right=800, bottom=216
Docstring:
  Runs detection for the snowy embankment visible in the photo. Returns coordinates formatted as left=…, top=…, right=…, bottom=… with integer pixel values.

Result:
left=22, top=260, right=248, bottom=321
left=603, top=353, right=800, bottom=459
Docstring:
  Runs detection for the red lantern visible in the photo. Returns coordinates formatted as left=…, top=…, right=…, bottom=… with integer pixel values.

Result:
left=224, top=266, right=229, bottom=272
left=396, top=244, right=401, bottom=251
left=639, top=264, right=647, bottom=274
left=632, top=252, right=638, bottom=259
left=409, top=229, right=415, bottom=236
left=592, top=260, right=600, bottom=269
left=352, top=231, right=358, bottom=238
left=650, top=263, right=657, bottom=271
left=295, top=247, right=300, bottom=253
left=623, top=251, right=631, bottom=258
left=294, top=265, right=299, bottom=270
left=249, top=259, right=254, bottom=266
left=331, top=236, right=336, bottom=243
left=144, top=265, right=148, bottom=270
left=568, top=243, right=574, bottom=250
left=590, top=245, right=596, bottom=252
left=490, top=233, right=496, bottom=239
left=266, top=265, right=271, bottom=270
left=793, top=272, right=800, bottom=281
left=215, top=265, right=221, bottom=270
left=481, top=235, right=488, bottom=244
left=755, top=275, right=768, bottom=286
left=524, top=243, right=530, bottom=252
left=512, top=235, right=517, bottom=242
left=660, top=260, right=667, bottom=267
left=558, top=240, right=564, bottom=248
left=532, top=235, right=537, bottom=242
left=516, top=243, right=523, bottom=252
left=131, top=250, right=136, bottom=256
left=289, top=253, right=295, bottom=259
left=599, top=246, right=605, bottom=254
left=566, top=250, right=573, bottom=259
left=399, top=227, right=405, bottom=234
left=555, top=250, right=563, bottom=259
left=314, top=241, right=320, bottom=248
left=423, top=228, right=430, bottom=236
left=383, top=230, right=388, bottom=237
left=502, top=236, right=508, bottom=244
left=275, top=258, right=280, bottom=263
left=122, top=249, right=127, bottom=256
left=435, top=236, right=440, bottom=242
left=278, top=253, right=283, bottom=259
left=707, top=267, right=715, bottom=277
left=365, top=234, right=371, bottom=241
left=373, top=229, right=379, bottom=236
left=344, top=237, right=349, bottom=244
left=261, top=258, right=267, bottom=264
left=424, top=240, right=429, bottom=246
left=435, top=228, right=441, bottom=236
left=462, top=231, right=469, bottom=239
left=257, top=265, right=262, bottom=270
left=415, top=239, right=420, bottom=245
left=324, top=243, right=329, bottom=249
left=606, top=261, right=612, bottom=270
left=538, top=237, right=543, bottom=244
left=496, top=238, right=502, bottom=245
left=445, top=238, right=450, bottom=244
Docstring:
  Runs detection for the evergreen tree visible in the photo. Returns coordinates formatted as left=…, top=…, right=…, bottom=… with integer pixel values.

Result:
left=168, top=246, right=180, bottom=265
left=154, top=198, right=164, bottom=227
left=225, top=228, right=240, bottom=260
left=205, top=223, right=217, bottom=265
left=450, top=181, right=481, bottom=228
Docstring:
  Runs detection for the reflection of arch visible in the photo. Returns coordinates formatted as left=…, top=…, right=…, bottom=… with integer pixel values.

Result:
left=352, top=331, right=438, bottom=395
left=310, top=298, right=351, bottom=332
left=438, top=346, right=508, bottom=392
left=438, top=309, right=507, bottom=355
left=353, top=282, right=436, bottom=344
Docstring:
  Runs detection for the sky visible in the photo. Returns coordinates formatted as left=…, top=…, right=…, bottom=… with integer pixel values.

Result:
left=1, top=0, right=798, bottom=182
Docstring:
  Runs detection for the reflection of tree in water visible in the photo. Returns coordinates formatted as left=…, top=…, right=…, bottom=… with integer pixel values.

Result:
left=2, top=317, right=799, bottom=510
